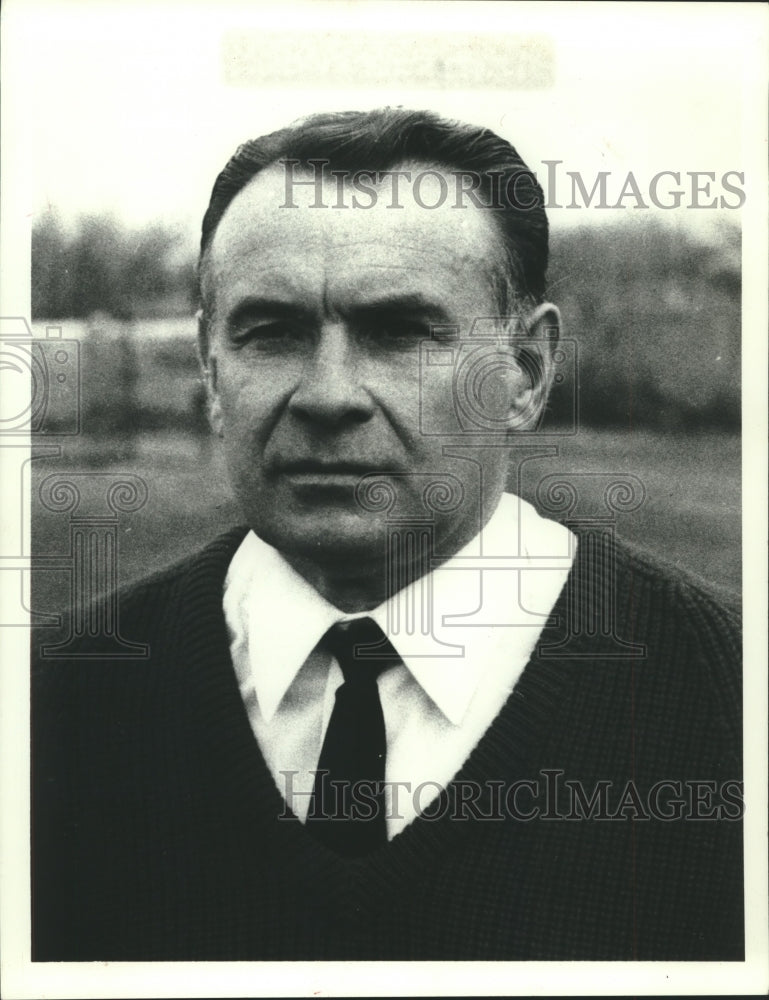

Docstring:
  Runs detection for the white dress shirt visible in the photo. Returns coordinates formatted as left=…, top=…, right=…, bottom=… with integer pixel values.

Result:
left=223, top=492, right=576, bottom=837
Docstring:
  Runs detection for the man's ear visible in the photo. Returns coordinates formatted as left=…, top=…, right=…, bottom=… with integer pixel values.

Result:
left=507, top=302, right=561, bottom=432
left=196, top=309, right=224, bottom=437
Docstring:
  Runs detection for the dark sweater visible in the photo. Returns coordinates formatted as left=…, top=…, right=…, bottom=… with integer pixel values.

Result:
left=31, top=526, right=743, bottom=961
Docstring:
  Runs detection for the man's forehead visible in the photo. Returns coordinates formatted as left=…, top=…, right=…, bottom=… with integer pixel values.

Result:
left=206, top=161, right=505, bottom=289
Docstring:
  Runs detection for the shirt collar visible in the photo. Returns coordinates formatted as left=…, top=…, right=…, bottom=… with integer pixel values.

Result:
left=223, top=493, right=574, bottom=726
left=224, top=537, right=344, bottom=722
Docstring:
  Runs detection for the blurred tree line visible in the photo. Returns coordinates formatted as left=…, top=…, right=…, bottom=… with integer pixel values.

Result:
left=32, top=209, right=198, bottom=320
left=31, top=208, right=740, bottom=431
left=547, top=219, right=740, bottom=429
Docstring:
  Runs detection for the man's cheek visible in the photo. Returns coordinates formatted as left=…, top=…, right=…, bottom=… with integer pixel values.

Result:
left=219, top=378, right=269, bottom=426
left=422, top=377, right=460, bottom=435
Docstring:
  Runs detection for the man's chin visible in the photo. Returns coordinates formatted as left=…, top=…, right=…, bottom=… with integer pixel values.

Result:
left=251, top=513, right=392, bottom=567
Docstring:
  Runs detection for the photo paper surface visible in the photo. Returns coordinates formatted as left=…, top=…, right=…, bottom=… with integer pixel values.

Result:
left=1, top=1, right=767, bottom=996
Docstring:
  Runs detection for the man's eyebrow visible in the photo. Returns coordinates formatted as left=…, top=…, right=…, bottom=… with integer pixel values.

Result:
left=348, top=293, right=451, bottom=321
left=225, top=293, right=453, bottom=327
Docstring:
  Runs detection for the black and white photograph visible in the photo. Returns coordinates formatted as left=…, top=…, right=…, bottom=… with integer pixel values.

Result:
left=1, top=1, right=767, bottom=996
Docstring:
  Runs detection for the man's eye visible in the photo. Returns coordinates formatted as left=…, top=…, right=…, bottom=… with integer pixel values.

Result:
left=368, top=320, right=430, bottom=345
left=235, top=323, right=305, bottom=348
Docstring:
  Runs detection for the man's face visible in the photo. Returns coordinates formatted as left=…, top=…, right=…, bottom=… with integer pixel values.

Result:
left=200, top=163, right=539, bottom=575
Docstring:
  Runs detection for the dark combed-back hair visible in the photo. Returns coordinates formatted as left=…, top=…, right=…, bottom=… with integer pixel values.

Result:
left=199, top=107, right=549, bottom=312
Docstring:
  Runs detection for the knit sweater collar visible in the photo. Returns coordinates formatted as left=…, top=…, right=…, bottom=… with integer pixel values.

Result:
left=170, top=522, right=632, bottom=899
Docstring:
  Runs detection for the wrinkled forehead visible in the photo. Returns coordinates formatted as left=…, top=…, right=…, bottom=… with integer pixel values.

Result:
left=202, top=161, right=508, bottom=312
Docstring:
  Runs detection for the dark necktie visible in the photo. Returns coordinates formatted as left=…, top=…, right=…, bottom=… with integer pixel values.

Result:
left=306, top=617, right=402, bottom=858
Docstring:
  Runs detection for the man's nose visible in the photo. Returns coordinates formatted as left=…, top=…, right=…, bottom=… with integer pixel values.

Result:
left=287, top=323, right=374, bottom=426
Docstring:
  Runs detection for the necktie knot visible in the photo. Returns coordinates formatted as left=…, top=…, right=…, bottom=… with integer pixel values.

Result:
left=323, top=617, right=401, bottom=684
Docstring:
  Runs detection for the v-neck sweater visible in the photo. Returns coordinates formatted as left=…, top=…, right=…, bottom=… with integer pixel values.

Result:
left=31, top=526, right=743, bottom=961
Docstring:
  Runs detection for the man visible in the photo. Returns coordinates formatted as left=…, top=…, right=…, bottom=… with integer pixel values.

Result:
left=32, top=108, right=743, bottom=961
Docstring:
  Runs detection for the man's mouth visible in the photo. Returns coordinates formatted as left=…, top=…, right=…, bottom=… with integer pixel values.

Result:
left=275, top=459, right=383, bottom=488
left=279, top=459, right=374, bottom=474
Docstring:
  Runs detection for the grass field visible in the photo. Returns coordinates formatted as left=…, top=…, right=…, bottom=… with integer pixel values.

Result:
left=30, top=427, right=741, bottom=618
